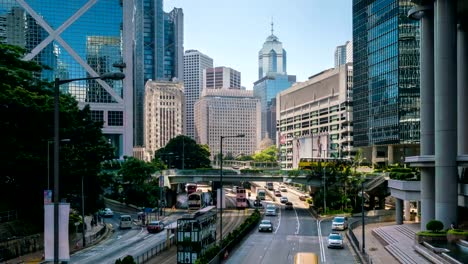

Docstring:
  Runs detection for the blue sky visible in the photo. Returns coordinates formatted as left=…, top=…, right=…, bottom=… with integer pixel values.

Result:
left=164, top=0, right=352, bottom=90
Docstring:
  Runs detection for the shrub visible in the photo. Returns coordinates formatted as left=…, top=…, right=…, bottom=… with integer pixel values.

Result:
left=115, top=255, right=136, bottom=264
left=426, top=220, right=444, bottom=232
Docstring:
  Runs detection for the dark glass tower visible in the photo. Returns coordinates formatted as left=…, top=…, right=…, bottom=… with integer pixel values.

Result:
left=353, top=0, right=420, bottom=149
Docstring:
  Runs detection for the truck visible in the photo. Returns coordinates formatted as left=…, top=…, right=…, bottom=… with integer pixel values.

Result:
left=257, top=188, right=266, bottom=200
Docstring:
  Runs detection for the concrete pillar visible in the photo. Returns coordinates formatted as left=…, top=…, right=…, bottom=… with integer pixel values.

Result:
left=395, top=198, right=403, bottom=225
left=413, top=1, right=436, bottom=230
left=387, top=145, right=394, bottom=165
left=458, top=21, right=468, bottom=155
left=434, top=0, right=458, bottom=229
left=404, top=200, right=411, bottom=221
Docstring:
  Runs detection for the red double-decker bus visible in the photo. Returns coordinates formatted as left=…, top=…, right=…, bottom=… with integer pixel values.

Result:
left=236, top=187, right=248, bottom=209
left=186, top=183, right=197, bottom=195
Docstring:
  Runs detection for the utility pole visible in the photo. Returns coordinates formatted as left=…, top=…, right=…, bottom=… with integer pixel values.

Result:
left=323, top=166, right=326, bottom=214
left=362, top=180, right=366, bottom=253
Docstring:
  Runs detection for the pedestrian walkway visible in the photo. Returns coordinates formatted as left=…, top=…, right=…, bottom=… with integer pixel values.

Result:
left=352, top=222, right=431, bottom=264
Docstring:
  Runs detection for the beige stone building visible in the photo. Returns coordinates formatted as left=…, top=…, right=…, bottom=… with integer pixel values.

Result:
left=194, top=88, right=260, bottom=160
left=144, top=80, right=185, bottom=160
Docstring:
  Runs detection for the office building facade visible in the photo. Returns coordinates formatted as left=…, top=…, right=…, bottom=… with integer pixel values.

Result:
left=163, top=7, right=183, bottom=81
left=334, top=40, right=353, bottom=67
left=194, top=88, right=261, bottom=159
left=277, top=64, right=354, bottom=169
left=144, top=80, right=184, bottom=161
left=203, top=66, right=241, bottom=90
left=353, top=0, right=420, bottom=164
left=184, top=49, right=213, bottom=139
left=0, top=0, right=134, bottom=158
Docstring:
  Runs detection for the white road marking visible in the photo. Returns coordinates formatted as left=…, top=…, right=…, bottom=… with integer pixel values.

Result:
left=317, top=219, right=326, bottom=263
left=274, top=208, right=281, bottom=234
left=293, top=207, right=300, bottom=235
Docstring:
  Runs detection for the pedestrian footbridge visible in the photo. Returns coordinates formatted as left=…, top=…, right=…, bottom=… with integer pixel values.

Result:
left=156, top=169, right=323, bottom=186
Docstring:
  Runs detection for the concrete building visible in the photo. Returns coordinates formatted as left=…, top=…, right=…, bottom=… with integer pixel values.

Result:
left=184, top=49, right=213, bottom=139
left=0, top=0, right=134, bottom=158
left=194, top=88, right=261, bottom=160
left=277, top=64, right=353, bottom=170
left=334, top=41, right=353, bottom=67
left=254, top=24, right=296, bottom=143
left=353, top=0, right=421, bottom=165
left=203, top=66, right=241, bottom=90
left=401, top=0, right=468, bottom=230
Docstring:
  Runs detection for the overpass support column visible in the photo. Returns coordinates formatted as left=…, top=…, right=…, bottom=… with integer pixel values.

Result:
left=435, top=0, right=458, bottom=229
left=404, top=200, right=411, bottom=221
left=395, top=198, right=403, bottom=225
left=458, top=20, right=468, bottom=155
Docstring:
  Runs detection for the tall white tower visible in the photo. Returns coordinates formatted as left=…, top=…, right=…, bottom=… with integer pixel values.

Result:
left=183, top=49, right=213, bottom=139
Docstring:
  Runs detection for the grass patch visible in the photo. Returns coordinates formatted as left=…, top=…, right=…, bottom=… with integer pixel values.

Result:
left=447, top=229, right=468, bottom=235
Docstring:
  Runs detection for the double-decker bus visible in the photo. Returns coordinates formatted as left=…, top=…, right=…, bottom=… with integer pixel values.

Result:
left=236, top=187, right=248, bottom=209
left=186, top=183, right=197, bottom=195
left=187, top=192, right=211, bottom=212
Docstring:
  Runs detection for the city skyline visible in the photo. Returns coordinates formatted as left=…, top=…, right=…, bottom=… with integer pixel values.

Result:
left=164, top=0, right=352, bottom=89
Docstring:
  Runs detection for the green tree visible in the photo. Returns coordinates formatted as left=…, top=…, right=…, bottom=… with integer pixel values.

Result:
left=252, top=145, right=278, bottom=162
left=155, top=135, right=211, bottom=169
left=0, top=44, right=114, bottom=224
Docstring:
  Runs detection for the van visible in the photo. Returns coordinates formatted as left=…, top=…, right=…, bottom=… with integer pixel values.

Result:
left=119, top=215, right=132, bottom=229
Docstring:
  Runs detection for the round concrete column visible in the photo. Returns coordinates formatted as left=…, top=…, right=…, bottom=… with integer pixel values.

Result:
left=434, top=0, right=458, bottom=228
left=409, top=1, right=436, bottom=230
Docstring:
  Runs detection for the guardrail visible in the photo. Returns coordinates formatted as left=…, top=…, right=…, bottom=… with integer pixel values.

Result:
left=0, top=210, right=19, bottom=223
left=133, top=235, right=175, bottom=264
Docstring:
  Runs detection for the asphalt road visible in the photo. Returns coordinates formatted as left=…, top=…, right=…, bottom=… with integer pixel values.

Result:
left=226, top=182, right=356, bottom=264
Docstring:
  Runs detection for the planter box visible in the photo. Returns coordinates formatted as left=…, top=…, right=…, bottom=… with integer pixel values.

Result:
left=416, top=233, right=447, bottom=244
left=388, top=179, right=420, bottom=191
left=447, top=233, right=468, bottom=243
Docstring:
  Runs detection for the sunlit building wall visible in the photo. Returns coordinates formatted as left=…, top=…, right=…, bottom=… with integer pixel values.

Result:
left=144, top=80, right=185, bottom=160
left=203, top=66, right=241, bottom=90
left=194, top=88, right=261, bottom=159
left=184, top=49, right=213, bottom=140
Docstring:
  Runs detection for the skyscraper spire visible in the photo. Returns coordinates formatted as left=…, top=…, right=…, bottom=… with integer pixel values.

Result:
left=271, top=18, right=274, bottom=35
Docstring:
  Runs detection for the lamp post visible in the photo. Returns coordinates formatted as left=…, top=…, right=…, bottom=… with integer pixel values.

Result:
left=361, top=179, right=366, bottom=253
left=219, top=134, right=245, bottom=247
left=323, top=166, right=326, bottom=215
left=52, top=72, right=124, bottom=263
left=47, top=139, right=70, bottom=190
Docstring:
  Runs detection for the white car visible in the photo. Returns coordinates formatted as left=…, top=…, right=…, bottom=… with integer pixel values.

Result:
left=100, top=208, right=114, bottom=218
left=280, top=196, right=288, bottom=203
left=280, top=186, right=287, bottom=192
left=327, top=233, right=344, bottom=249
left=331, top=216, right=348, bottom=230
left=265, top=208, right=276, bottom=216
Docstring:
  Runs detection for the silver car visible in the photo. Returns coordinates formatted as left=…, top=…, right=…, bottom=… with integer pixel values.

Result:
left=258, top=220, right=273, bottom=232
left=331, top=216, right=348, bottom=230
left=327, top=233, right=344, bottom=249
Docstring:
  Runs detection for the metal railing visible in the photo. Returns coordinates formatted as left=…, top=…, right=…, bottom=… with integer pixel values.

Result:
left=0, top=210, right=19, bottom=223
left=133, top=235, right=175, bottom=264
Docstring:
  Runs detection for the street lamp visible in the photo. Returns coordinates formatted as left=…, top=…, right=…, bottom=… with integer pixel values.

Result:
left=219, top=134, right=245, bottom=247
left=52, top=72, right=124, bottom=263
left=361, top=179, right=366, bottom=253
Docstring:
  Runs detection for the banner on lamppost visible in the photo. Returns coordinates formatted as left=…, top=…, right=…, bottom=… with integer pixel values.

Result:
left=44, top=190, right=52, bottom=204
left=44, top=203, right=70, bottom=262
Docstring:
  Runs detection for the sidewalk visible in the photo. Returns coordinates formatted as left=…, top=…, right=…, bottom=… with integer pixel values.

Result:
left=4, top=215, right=107, bottom=264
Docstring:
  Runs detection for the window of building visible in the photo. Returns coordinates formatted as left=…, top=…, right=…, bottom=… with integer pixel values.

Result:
left=108, top=111, right=124, bottom=126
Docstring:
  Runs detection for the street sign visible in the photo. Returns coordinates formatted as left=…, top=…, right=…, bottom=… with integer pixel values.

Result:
left=159, top=175, right=164, bottom=187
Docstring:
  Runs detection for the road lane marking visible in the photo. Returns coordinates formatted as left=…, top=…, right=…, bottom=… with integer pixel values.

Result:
left=293, top=207, right=300, bottom=235
left=274, top=207, right=281, bottom=234
left=317, top=219, right=326, bottom=263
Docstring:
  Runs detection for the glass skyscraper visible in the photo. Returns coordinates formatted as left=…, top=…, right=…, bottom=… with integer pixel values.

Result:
left=353, top=0, right=420, bottom=162
left=254, top=25, right=295, bottom=143
left=0, top=0, right=134, bottom=158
